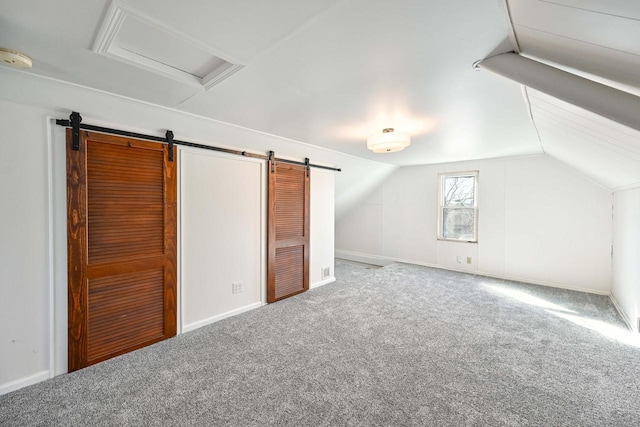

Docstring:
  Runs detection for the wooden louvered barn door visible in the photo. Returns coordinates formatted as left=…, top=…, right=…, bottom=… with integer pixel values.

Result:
left=67, top=130, right=177, bottom=372
left=267, top=159, right=310, bottom=303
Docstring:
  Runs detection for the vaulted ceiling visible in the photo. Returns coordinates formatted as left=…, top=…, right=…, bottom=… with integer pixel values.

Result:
left=507, top=0, right=640, bottom=191
left=1, top=0, right=639, bottom=190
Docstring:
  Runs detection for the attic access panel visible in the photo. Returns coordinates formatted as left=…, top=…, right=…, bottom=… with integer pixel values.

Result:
left=93, top=3, right=243, bottom=90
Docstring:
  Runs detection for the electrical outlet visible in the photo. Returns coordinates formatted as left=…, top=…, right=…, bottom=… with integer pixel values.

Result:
left=456, top=256, right=463, bottom=263
left=467, top=257, right=472, bottom=264
left=232, top=281, right=243, bottom=294
left=322, top=267, right=330, bottom=279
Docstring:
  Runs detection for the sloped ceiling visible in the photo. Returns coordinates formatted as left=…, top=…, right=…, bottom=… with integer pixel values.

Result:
left=509, top=0, right=640, bottom=97
left=507, top=0, right=640, bottom=190
left=527, top=89, right=640, bottom=190
left=0, top=0, right=542, bottom=167
left=0, top=0, right=638, bottom=191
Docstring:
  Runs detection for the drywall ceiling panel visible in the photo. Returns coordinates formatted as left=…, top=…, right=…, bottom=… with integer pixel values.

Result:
left=0, top=0, right=201, bottom=107
left=528, top=89, right=640, bottom=190
left=1, top=0, right=541, bottom=166
left=179, top=0, right=542, bottom=165
left=118, top=0, right=340, bottom=64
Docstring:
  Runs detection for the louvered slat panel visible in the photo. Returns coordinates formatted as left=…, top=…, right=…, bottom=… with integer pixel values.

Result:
left=87, top=269, right=164, bottom=361
left=87, top=141, right=164, bottom=264
left=68, top=131, right=177, bottom=372
left=267, top=161, right=309, bottom=303
left=275, top=246, right=304, bottom=299
left=275, top=166, right=305, bottom=240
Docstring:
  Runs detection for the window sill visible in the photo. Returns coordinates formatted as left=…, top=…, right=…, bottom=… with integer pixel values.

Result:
left=437, top=238, right=478, bottom=244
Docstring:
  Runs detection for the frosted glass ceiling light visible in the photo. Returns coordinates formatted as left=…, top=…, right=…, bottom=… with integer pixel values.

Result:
left=367, top=128, right=411, bottom=153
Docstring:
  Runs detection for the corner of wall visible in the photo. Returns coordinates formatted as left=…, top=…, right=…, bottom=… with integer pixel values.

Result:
left=311, top=277, right=336, bottom=289
left=609, top=293, right=634, bottom=331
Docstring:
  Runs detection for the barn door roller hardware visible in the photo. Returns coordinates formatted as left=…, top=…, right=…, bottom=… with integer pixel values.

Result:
left=70, top=112, right=82, bottom=151
left=268, top=151, right=275, bottom=174
left=55, top=112, right=83, bottom=150
left=165, top=130, right=174, bottom=162
left=54, top=112, right=341, bottom=171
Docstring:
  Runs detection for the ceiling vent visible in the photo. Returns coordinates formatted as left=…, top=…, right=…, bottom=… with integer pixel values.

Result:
left=92, top=2, right=244, bottom=90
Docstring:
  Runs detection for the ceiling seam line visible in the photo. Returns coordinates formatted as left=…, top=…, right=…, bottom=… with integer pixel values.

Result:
left=522, top=86, right=545, bottom=154
left=175, top=92, right=201, bottom=108
left=247, top=0, right=348, bottom=63
left=612, top=182, right=640, bottom=192
left=531, top=102, right=637, bottom=137
left=503, top=0, right=521, bottom=52
left=536, top=0, right=640, bottom=23
left=528, top=95, right=640, bottom=138
left=532, top=125, right=640, bottom=168
left=533, top=123, right=640, bottom=160
left=514, top=24, right=640, bottom=59
left=532, top=120, right=640, bottom=163
left=534, top=126, right=640, bottom=167
left=531, top=108, right=640, bottom=154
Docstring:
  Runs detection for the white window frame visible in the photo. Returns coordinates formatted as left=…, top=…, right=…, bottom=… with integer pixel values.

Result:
left=437, top=171, right=479, bottom=243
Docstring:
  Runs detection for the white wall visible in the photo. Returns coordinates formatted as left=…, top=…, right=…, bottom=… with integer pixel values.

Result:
left=0, top=102, right=51, bottom=393
left=612, top=188, right=640, bottom=331
left=180, top=150, right=265, bottom=333
left=180, top=149, right=337, bottom=335
left=310, top=169, right=336, bottom=288
left=0, top=67, right=367, bottom=393
left=337, top=155, right=613, bottom=294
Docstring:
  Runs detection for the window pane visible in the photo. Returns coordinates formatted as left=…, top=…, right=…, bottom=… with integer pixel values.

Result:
left=442, top=208, right=475, bottom=241
left=443, top=176, right=475, bottom=207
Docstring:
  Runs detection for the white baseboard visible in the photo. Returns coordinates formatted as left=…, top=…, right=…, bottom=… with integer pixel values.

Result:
left=335, top=249, right=610, bottom=296
left=311, top=277, right=336, bottom=289
left=182, top=302, right=263, bottom=334
left=610, top=293, right=634, bottom=331
left=335, top=250, right=391, bottom=267
left=0, top=370, right=49, bottom=396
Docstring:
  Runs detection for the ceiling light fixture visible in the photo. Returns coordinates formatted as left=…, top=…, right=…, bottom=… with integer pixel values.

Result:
left=367, top=128, right=411, bottom=153
left=0, top=48, right=33, bottom=69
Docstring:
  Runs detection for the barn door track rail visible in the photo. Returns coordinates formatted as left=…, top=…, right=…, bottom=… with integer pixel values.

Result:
left=56, top=111, right=341, bottom=172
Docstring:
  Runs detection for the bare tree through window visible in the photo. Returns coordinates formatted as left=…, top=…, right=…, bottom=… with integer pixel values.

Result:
left=439, top=173, right=478, bottom=241
left=443, top=176, right=475, bottom=206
